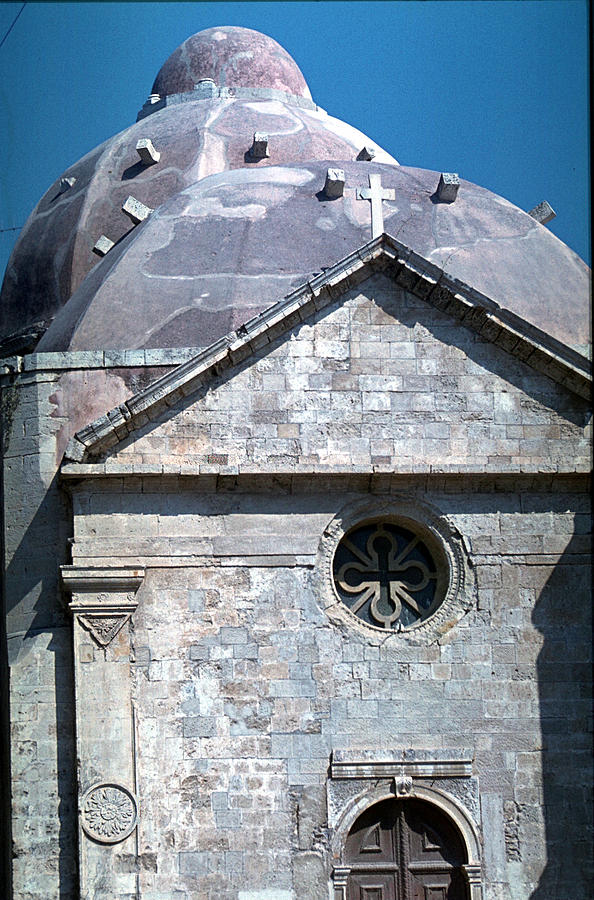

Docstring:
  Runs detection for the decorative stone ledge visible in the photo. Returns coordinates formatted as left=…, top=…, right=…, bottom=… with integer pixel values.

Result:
left=330, top=749, right=473, bottom=780
left=136, top=84, right=318, bottom=121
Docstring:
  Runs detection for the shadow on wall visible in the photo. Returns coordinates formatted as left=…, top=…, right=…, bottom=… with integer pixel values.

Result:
left=4, top=475, right=78, bottom=898
left=530, top=531, right=592, bottom=898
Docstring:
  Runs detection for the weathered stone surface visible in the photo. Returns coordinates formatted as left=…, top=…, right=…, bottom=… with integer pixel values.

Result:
left=293, top=851, right=327, bottom=899
left=152, top=26, right=312, bottom=100
left=1, top=94, right=398, bottom=342
left=96, top=278, right=591, bottom=473
left=1, top=22, right=591, bottom=900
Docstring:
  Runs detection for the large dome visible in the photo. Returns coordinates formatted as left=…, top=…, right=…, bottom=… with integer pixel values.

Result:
left=0, top=26, right=590, bottom=361
left=37, top=161, right=590, bottom=357
left=152, top=26, right=312, bottom=99
left=0, top=27, right=396, bottom=350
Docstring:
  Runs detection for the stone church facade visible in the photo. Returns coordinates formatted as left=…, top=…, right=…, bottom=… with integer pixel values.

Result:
left=1, top=27, right=591, bottom=900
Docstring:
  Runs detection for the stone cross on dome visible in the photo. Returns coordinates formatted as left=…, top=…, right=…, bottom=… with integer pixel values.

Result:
left=357, top=173, right=396, bottom=238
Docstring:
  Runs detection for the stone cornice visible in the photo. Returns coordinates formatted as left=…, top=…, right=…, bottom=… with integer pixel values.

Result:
left=330, top=750, right=474, bottom=780
left=62, top=233, right=591, bottom=466
left=61, top=566, right=145, bottom=595
left=136, top=85, right=318, bottom=121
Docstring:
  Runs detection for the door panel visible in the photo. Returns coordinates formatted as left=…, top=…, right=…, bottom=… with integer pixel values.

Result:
left=345, top=799, right=469, bottom=900
left=405, top=806, right=465, bottom=868
left=346, top=800, right=397, bottom=862
left=423, top=888, right=447, bottom=900
left=349, top=872, right=397, bottom=900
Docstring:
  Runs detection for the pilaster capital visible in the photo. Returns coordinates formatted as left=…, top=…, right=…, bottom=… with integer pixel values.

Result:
left=61, top=566, right=145, bottom=647
left=61, top=565, right=145, bottom=597
left=462, top=864, right=482, bottom=883
left=332, top=866, right=351, bottom=900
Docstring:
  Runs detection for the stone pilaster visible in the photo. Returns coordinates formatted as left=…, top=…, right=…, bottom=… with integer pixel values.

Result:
left=463, top=864, right=483, bottom=900
left=61, top=565, right=144, bottom=900
left=332, top=866, right=351, bottom=900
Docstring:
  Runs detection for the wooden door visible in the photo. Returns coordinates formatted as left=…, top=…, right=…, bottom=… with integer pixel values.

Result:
left=345, top=799, right=467, bottom=900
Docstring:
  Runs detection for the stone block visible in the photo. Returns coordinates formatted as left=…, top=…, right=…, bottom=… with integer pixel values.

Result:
left=214, top=808, right=242, bottom=828
left=225, top=850, right=244, bottom=874
left=528, top=200, right=556, bottom=224
left=250, top=132, right=270, bottom=158
left=122, top=195, right=154, bottom=223
left=356, top=146, right=375, bottom=161
left=58, top=176, right=76, bottom=193
left=324, top=168, right=345, bottom=199
left=183, top=716, right=217, bottom=738
left=297, top=785, right=327, bottom=850
left=238, top=892, right=294, bottom=900
left=136, top=138, right=161, bottom=165
left=220, top=626, right=249, bottom=644
left=93, top=235, right=115, bottom=256
left=293, top=852, right=326, bottom=899
left=436, top=172, right=460, bottom=202
left=179, top=850, right=208, bottom=874
left=194, top=78, right=217, bottom=98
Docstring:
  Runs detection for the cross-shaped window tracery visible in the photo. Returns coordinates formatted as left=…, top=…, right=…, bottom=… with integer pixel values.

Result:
left=333, top=521, right=444, bottom=630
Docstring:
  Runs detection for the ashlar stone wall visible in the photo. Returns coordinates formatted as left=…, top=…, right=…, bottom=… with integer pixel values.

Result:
left=1, top=361, right=175, bottom=899
left=63, top=274, right=591, bottom=899
left=68, top=477, right=592, bottom=900
left=103, top=273, right=591, bottom=475
left=3, top=271, right=590, bottom=899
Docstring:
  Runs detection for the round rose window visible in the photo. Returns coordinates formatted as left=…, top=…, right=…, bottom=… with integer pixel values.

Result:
left=332, top=520, right=448, bottom=630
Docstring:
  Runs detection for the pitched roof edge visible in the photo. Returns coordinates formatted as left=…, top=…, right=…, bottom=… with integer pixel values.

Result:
left=63, top=233, right=591, bottom=465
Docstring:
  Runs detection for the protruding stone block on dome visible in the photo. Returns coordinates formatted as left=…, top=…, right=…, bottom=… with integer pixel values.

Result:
left=357, top=146, right=376, bottom=161
left=194, top=78, right=217, bottom=99
left=436, top=172, right=460, bottom=203
left=136, top=94, right=163, bottom=121
left=93, top=235, right=115, bottom=257
left=324, top=169, right=345, bottom=199
left=136, top=138, right=160, bottom=166
left=250, top=132, right=270, bottom=159
left=528, top=200, right=556, bottom=225
left=122, top=196, right=153, bottom=224
left=58, top=176, right=76, bottom=194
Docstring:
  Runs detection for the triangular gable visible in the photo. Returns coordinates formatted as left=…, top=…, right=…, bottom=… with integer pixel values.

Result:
left=63, top=233, right=591, bottom=466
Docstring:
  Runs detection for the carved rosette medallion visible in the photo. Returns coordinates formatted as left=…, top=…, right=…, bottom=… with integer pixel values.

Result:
left=80, top=782, right=138, bottom=844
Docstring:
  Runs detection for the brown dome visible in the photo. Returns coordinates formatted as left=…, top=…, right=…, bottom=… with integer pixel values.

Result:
left=36, top=162, right=591, bottom=358
left=0, top=98, right=397, bottom=348
left=152, top=26, right=312, bottom=100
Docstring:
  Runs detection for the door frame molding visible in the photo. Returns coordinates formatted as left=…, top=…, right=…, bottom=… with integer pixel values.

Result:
left=330, top=783, right=482, bottom=900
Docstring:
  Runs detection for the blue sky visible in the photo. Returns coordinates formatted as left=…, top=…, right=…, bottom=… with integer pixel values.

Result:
left=0, top=0, right=590, bottom=281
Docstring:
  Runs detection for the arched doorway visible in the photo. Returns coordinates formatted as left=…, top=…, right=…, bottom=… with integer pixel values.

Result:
left=345, top=797, right=468, bottom=899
